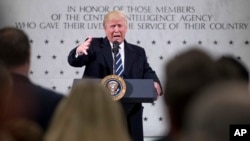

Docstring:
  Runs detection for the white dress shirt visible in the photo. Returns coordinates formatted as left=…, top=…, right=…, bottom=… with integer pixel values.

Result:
left=110, top=42, right=125, bottom=69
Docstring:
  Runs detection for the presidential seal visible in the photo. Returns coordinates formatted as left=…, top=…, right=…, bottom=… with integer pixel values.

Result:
left=101, top=75, right=126, bottom=101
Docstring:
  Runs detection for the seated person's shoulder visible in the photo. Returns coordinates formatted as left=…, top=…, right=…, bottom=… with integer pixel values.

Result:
left=33, top=84, right=64, bottom=101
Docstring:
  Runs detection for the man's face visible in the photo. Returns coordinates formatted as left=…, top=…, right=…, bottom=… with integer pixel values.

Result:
left=104, top=18, right=127, bottom=44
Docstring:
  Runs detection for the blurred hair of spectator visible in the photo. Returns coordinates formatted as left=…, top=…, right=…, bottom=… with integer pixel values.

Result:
left=216, top=55, right=249, bottom=83
left=183, top=81, right=250, bottom=141
left=44, top=80, right=131, bottom=141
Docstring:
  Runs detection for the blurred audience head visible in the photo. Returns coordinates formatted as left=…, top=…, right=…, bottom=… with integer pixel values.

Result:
left=44, top=80, right=131, bottom=141
left=0, top=27, right=30, bottom=75
left=183, top=81, right=250, bottom=141
left=216, top=55, right=249, bottom=83
left=164, top=48, right=219, bottom=136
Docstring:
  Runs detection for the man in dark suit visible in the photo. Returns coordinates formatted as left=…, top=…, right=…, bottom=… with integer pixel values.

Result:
left=0, top=27, right=63, bottom=132
left=68, top=10, right=162, bottom=141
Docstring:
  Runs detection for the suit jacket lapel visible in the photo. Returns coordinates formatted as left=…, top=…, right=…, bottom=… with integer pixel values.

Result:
left=124, top=41, right=137, bottom=77
left=101, top=38, right=113, bottom=74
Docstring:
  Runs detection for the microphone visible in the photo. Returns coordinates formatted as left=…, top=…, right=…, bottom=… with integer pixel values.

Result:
left=112, top=41, right=120, bottom=55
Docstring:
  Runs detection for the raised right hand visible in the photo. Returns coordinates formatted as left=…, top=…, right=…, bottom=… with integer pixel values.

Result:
left=76, top=36, right=93, bottom=55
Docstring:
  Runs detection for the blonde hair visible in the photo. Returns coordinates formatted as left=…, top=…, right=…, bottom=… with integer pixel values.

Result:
left=103, top=10, right=127, bottom=27
left=44, top=80, right=131, bottom=141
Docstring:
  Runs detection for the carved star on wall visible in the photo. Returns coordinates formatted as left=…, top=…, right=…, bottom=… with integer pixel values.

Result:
left=229, top=40, right=233, bottom=45
left=75, top=71, right=79, bottom=75
left=37, top=55, right=41, bottom=59
left=45, top=70, right=49, bottom=75
left=60, top=40, right=64, bottom=44
left=159, top=56, right=163, bottom=60
left=52, top=55, right=56, bottom=59
left=68, top=86, right=72, bottom=90
left=214, top=40, right=218, bottom=45
left=29, top=71, right=33, bottom=75
left=198, top=40, right=202, bottom=45
left=245, top=40, right=249, bottom=45
left=183, top=40, right=187, bottom=45
left=136, top=40, right=141, bottom=44
left=52, top=86, right=56, bottom=90
left=60, top=71, right=64, bottom=75
left=151, top=102, right=155, bottom=106
left=144, top=117, right=148, bottom=121
left=167, top=40, right=171, bottom=45
left=75, top=40, right=80, bottom=44
left=45, top=40, right=49, bottom=44
left=30, top=40, right=33, bottom=44
left=152, top=40, right=156, bottom=45
left=159, top=117, right=163, bottom=121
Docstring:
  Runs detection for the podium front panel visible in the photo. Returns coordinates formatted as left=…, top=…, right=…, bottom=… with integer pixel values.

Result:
left=73, top=79, right=156, bottom=103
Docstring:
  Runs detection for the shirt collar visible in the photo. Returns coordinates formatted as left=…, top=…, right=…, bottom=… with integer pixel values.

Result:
left=110, top=41, right=124, bottom=50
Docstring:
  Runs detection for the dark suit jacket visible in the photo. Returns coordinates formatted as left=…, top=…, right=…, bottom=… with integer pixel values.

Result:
left=68, top=37, right=161, bottom=81
left=3, top=73, right=63, bottom=131
left=68, top=37, right=161, bottom=141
